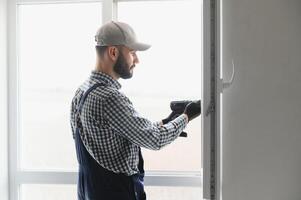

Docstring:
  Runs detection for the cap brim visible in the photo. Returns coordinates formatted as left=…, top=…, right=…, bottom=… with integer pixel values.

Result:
left=128, top=42, right=151, bottom=51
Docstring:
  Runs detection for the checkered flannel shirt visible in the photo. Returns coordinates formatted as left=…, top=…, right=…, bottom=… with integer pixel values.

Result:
left=70, top=71, right=188, bottom=176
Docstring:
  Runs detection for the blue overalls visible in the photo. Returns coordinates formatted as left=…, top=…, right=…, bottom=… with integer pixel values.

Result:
left=74, top=83, right=146, bottom=200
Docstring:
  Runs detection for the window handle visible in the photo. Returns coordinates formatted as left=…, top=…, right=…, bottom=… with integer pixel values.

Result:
left=221, top=59, right=236, bottom=91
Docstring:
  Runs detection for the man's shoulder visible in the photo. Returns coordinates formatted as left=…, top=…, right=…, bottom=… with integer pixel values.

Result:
left=72, top=79, right=131, bottom=106
left=78, top=80, right=123, bottom=100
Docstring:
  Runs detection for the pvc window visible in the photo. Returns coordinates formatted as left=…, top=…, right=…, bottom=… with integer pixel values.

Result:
left=8, top=0, right=205, bottom=199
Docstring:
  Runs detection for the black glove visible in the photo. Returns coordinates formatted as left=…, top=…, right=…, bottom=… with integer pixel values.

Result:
left=184, top=100, right=201, bottom=121
left=162, top=111, right=179, bottom=124
left=162, top=112, right=187, bottom=137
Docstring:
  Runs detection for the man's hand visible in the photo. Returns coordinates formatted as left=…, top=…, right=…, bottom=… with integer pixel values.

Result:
left=184, top=100, right=201, bottom=121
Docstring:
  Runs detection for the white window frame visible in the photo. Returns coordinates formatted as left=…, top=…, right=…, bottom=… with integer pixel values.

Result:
left=1, top=0, right=9, bottom=200
left=7, top=0, right=219, bottom=199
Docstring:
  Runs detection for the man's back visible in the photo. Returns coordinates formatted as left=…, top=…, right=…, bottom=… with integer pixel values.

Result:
left=71, top=75, right=138, bottom=200
left=70, top=71, right=142, bottom=176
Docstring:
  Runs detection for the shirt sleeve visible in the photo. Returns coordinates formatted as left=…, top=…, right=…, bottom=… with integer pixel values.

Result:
left=103, top=90, right=188, bottom=150
left=70, top=89, right=81, bottom=140
left=153, top=121, right=163, bottom=127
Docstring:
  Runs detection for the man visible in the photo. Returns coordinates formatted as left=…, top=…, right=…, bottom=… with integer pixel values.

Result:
left=70, top=21, right=201, bottom=200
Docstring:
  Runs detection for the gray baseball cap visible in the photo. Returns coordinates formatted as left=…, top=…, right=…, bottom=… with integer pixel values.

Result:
left=95, top=21, right=151, bottom=51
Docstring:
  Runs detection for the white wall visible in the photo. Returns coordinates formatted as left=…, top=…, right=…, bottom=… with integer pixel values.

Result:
left=0, top=0, right=9, bottom=199
left=222, top=0, right=301, bottom=199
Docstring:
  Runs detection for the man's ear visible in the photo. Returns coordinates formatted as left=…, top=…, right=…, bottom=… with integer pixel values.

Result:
left=107, top=46, right=119, bottom=62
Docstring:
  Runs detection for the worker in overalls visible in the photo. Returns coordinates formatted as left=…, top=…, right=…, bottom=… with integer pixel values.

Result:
left=70, top=21, right=201, bottom=200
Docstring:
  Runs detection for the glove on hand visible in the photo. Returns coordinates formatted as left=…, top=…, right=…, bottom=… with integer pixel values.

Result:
left=184, top=100, right=201, bottom=121
left=162, top=111, right=179, bottom=124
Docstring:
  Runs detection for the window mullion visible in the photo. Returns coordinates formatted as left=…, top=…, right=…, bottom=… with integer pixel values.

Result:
left=145, top=171, right=202, bottom=187
left=16, top=171, right=202, bottom=187
left=8, top=0, right=20, bottom=198
left=102, top=0, right=117, bottom=23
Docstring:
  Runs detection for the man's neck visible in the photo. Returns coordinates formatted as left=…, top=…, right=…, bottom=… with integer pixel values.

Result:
left=95, top=65, right=119, bottom=81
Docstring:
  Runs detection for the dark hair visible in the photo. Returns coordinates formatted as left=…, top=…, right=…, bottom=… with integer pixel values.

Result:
left=95, top=46, right=108, bottom=58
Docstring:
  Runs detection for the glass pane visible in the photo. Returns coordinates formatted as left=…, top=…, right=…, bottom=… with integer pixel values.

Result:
left=21, top=184, right=76, bottom=200
left=146, top=186, right=202, bottom=200
left=21, top=184, right=201, bottom=200
left=118, top=0, right=203, bottom=171
left=18, top=3, right=102, bottom=170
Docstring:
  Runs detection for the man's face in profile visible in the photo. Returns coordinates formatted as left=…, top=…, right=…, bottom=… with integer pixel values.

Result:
left=113, top=46, right=138, bottom=79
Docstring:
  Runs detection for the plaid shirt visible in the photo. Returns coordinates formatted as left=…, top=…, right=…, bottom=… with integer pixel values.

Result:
left=70, top=71, right=188, bottom=175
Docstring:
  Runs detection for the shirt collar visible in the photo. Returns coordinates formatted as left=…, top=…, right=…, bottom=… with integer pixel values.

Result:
left=90, top=70, right=121, bottom=90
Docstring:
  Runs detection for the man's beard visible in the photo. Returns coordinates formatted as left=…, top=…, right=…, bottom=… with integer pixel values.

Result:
left=113, top=53, right=134, bottom=79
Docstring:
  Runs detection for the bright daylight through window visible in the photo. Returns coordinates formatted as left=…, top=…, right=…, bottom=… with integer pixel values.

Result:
left=15, top=0, right=203, bottom=200
left=118, top=0, right=203, bottom=172
left=18, top=2, right=102, bottom=170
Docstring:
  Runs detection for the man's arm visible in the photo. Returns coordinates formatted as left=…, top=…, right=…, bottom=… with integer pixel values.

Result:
left=103, top=91, right=188, bottom=150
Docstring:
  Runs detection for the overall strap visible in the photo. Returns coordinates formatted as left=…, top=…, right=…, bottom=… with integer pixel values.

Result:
left=74, top=82, right=105, bottom=163
left=77, top=83, right=105, bottom=115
